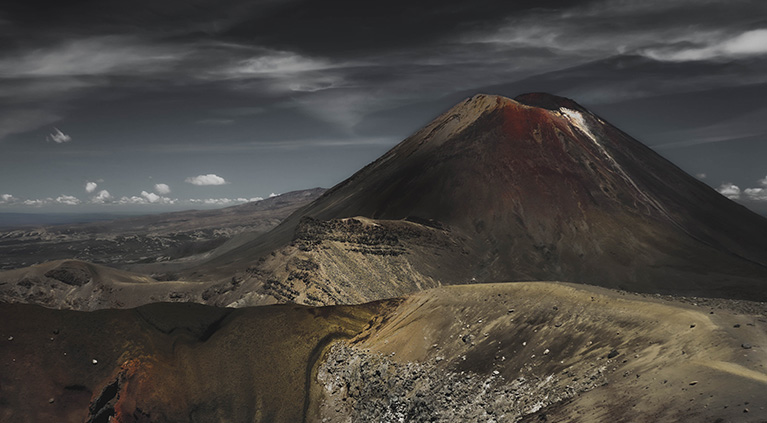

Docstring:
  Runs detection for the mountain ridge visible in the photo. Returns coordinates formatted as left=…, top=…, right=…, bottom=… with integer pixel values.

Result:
left=193, top=92, right=767, bottom=302
left=3, top=93, right=766, bottom=309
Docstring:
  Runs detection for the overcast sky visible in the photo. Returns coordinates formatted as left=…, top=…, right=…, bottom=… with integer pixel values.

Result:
left=1, top=0, right=766, bottom=213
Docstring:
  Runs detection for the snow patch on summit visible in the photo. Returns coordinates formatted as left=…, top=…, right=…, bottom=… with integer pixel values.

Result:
left=560, top=108, right=598, bottom=142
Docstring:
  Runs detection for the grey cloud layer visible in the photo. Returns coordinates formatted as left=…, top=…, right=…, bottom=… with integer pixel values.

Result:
left=2, top=0, right=765, bottom=137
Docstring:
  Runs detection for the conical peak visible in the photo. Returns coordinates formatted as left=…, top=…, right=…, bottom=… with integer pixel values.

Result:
left=451, top=93, right=587, bottom=119
left=207, top=91, right=767, bottom=302
left=449, top=94, right=515, bottom=119
left=405, top=94, right=517, bottom=148
left=409, top=93, right=594, bottom=156
left=462, top=93, right=514, bottom=108
left=514, top=92, right=584, bottom=111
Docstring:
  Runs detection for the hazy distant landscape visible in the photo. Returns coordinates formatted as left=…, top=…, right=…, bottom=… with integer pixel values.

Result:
left=0, top=213, right=140, bottom=229
left=0, top=188, right=323, bottom=271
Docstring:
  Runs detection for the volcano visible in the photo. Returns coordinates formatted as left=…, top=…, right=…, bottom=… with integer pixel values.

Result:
left=196, top=93, right=767, bottom=304
left=3, top=94, right=767, bottom=422
left=4, top=93, right=766, bottom=309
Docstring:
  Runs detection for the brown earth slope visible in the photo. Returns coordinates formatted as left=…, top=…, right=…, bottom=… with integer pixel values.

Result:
left=1, top=282, right=765, bottom=422
left=322, top=283, right=767, bottom=422
left=0, top=298, right=392, bottom=422
left=0, top=260, right=222, bottom=310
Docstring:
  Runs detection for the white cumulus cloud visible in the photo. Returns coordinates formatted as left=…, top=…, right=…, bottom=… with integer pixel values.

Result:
left=189, top=198, right=235, bottom=205
left=55, top=195, right=81, bottom=205
left=154, top=183, right=171, bottom=194
left=48, top=127, right=72, bottom=143
left=91, top=190, right=113, bottom=204
left=118, top=191, right=176, bottom=205
left=744, top=188, right=767, bottom=201
left=141, top=191, right=160, bottom=203
left=188, top=197, right=264, bottom=206
left=717, top=183, right=741, bottom=200
left=85, top=181, right=98, bottom=193
left=0, top=194, right=15, bottom=203
left=23, top=199, right=47, bottom=207
left=185, top=174, right=227, bottom=186
left=118, top=196, right=146, bottom=205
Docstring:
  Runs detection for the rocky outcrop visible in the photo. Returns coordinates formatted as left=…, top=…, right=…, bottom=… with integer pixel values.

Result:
left=219, top=216, right=471, bottom=307
left=318, top=343, right=605, bottom=422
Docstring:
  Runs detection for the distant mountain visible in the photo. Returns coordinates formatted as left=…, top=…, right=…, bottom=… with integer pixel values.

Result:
left=195, top=93, right=767, bottom=304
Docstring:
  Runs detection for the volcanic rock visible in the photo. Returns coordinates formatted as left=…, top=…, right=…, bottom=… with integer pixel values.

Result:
left=199, top=93, right=767, bottom=303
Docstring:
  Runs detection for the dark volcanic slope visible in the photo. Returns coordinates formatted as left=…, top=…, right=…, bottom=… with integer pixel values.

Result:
left=200, top=94, right=767, bottom=301
left=0, top=299, right=389, bottom=422
left=0, top=188, right=324, bottom=270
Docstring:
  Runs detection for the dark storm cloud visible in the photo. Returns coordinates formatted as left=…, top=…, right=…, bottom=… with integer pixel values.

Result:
left=2, top=0, right=764, bottom=115
left=1, top=0, right=584, bottom=61
left=219, top=0, right=589, bottom=56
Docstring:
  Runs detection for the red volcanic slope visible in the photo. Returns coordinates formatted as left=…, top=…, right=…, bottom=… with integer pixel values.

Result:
left=203, top=93, right=767, bottom=300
